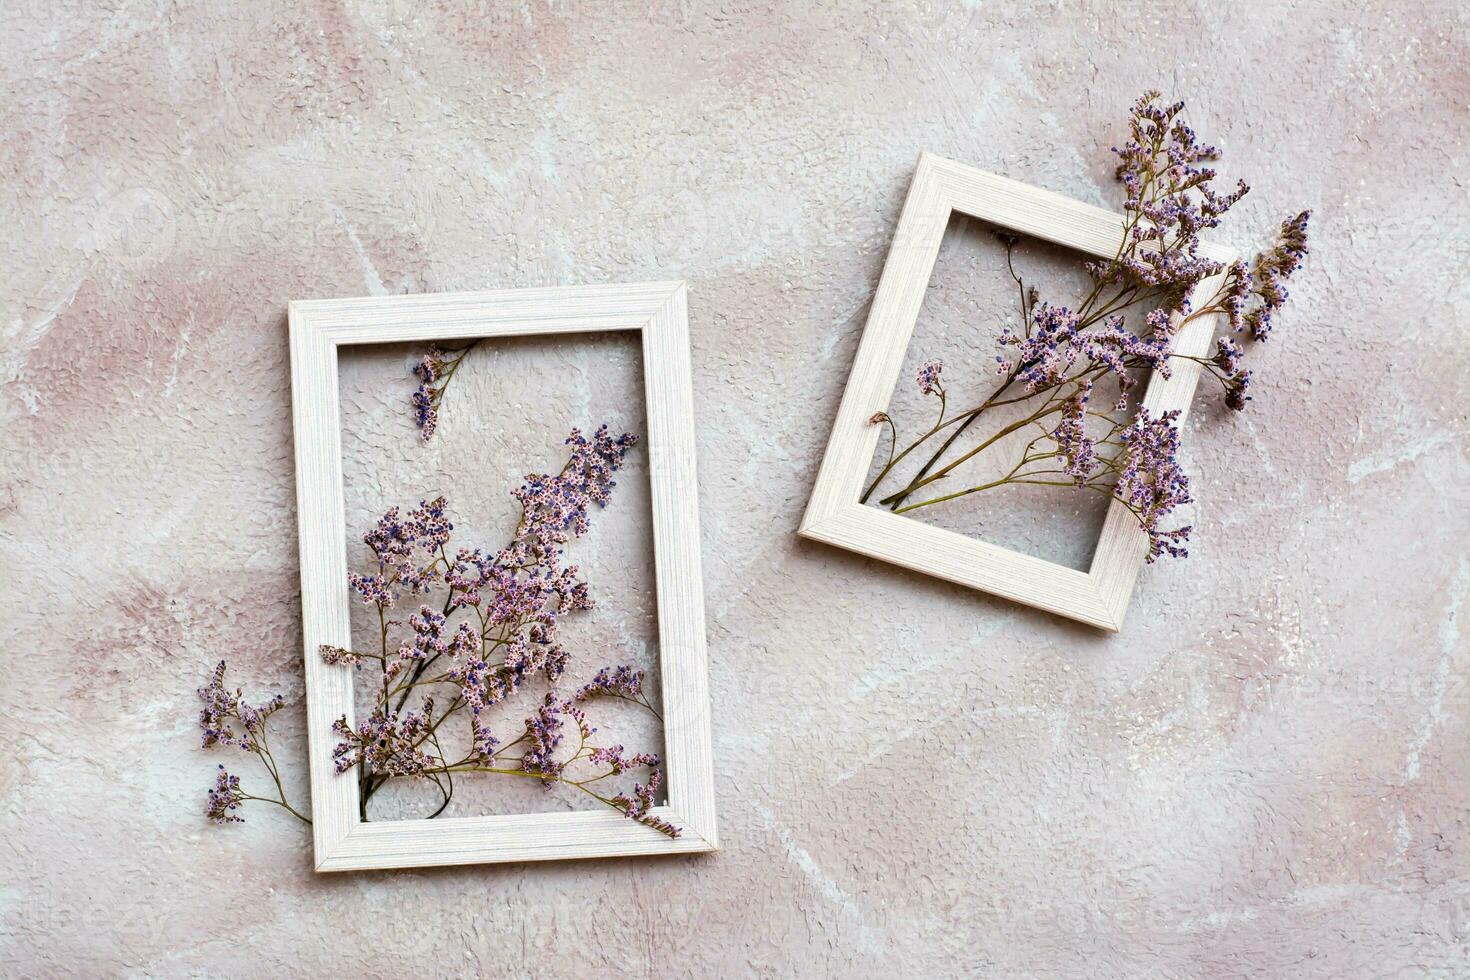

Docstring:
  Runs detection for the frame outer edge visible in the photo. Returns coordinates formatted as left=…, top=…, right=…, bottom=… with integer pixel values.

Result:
left=801, top=151, right=947, bottom=535
left=293, top=283, right=722, bottom=870
left=297, top=283, right=719, bottom=869
left=645, top=281, right=720, bottom=848
left=286, top=304, right=354, bottom=870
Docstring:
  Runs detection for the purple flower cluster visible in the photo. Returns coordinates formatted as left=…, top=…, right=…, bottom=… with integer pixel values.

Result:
left=1115, top=409, right=1194, bottom=562
left=197, top=664, right=304, bottom=824
left=512, top=425, right=638, bottom=556
left=198, top=661, right=241, bottom=748
left=319, top=644, right=360, bottom=667
left=348, top=496, right=452, bottom=608
left=1104, top=95, right=1310, bottom=413
left=1211, top=336, right=1252, bottom=411
left=407, top=343, right=486, bottom=441
left=201, top=423, right=662, bottom=829
left=411, top=386, right=437, bottom=441
left=999, top=305, right=1171, bottom=395
left=575, top=665, right=645, bottom=702
left=411, top=348, right=446, bottom=441
left=330, top=699, right=440, bottom=777
left=519, top=693, right=594, bottom=782
left=449, top=635, right=570, bottom=761
left=206, top=766, right=245, bottom=824
left=1099, top=92, right=1247, bottom=293
left=1241, top=211, right=1312, bottom=342
left=916, top=360, right=943, bottom=396
left=316, top=428, right=670, bottom=829
left=410, top=605, right=447, bottom=647
left=1220, top=260, right=1252, bottom=332
left=866, top=92, right=1310, bottom=565
left=1083, top=316, right=1173, bottom=383
left=612, top=769, right=679, bottom=838
left=588, top=744, right=660, bottom=775
left=1053, top=383, right=1099, bottom=485
left=1206, top=212, right=1310, bottom=408
left=1212, top=335, right=1243, bottom=376
left=198, top=660, right=284, bottom=752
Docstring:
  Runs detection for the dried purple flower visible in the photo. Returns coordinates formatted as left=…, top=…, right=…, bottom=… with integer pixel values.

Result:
left=1210, top=335, right=1254, bottom=410
left=348, top=497, right=453, bottom=608
left=238, top=694, right=285, bottom=741
left=412, top=351, right=441, bottom=385
left=1115, top=409, right=1194, bottom=562
left=330, top=700, right=441, bottom=777
left=1053, top=383, right=1099, bottom=485
left=1224, top=369, right=1252, bottom=412
left=197, top=663, right=308, bottom=825
left=412, top=385, right=437, bottom=441
left=1212, top=336, right=1244, bottom=376
left=519, top=695, right=594, bottom=785
left=205, top=766, right=245, bottom=824
left=917, top=360, right=943, bottom=395
left=588, top=744, right=660, bottom=775
left=205, top=426, right=668, bottom=832
left=1081, top=315, right=1171, bottom=385
left=1144, top=307, right=1176, bottom=339
left=1101, top=91, right=1241, bottom=293
left=198, top=661, right=238, bottom=749
left=520, top=693, right=570, bottom=780
left=507, top=425, right=638, bottom=580
left=197, top=661, right=284, bottom=751
left=1242, top=211, right=1312, bottom=341
left=319, top=644, right=361, bottom=667
left=862, top=91, right=1310, bottom=570
left=612, top=769, right=680, bottom=838
left=447, top=621, right=479, bottom=658
left=409, top=605, right=448, bottom=657
left=575, top=665, right=645, bottom=703
left=408, top=345, right=476, bottom=441
left=1007, top=305, right=1169, bottom=395
left=469, top=717, right=500, bottom=763
left=1221, top=260, right=1252, bottom=334
left=347, top=572, right=395, bottom=607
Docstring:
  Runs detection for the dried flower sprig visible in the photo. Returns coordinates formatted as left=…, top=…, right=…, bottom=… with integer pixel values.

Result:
left=410, top=342, right=480, bottom=441
left=864, top=92, right=1311, bottom=561
left=197, top=662, right=309, bottom=824
left=575, top=665, right=662, bottom=718
left=198, top=427, right=677, bottom=837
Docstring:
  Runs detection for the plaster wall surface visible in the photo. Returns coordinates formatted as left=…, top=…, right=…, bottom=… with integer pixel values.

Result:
left=2, top=2, right=1467, bottom=976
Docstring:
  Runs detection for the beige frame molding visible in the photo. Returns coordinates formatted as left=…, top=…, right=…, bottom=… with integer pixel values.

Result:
left=289, top=281, right=717, bottom=871
left=800, top=153, right=1237, bottom=632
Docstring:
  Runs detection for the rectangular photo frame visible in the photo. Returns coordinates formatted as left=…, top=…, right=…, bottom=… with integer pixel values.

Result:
left=289, top=281, right=717, bottom=871
left=800, top=153, right=1237, bottom=632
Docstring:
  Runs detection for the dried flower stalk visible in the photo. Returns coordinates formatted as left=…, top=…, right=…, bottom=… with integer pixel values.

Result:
left=865, top=92, right=1312, bottom=561
left=200, top=426, right=675, bottom=837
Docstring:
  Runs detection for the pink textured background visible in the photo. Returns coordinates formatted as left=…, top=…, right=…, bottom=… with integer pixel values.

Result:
left=2, top=1, right=1467, bottom=976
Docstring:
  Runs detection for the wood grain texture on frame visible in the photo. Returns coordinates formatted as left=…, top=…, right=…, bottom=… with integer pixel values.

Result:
left=800, top=153, right=1237, bottom=631
left=288, top=281, right=717, bottom=871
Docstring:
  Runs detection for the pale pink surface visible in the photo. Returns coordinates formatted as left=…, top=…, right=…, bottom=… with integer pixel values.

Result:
left=2, top=2, right=1468, bottom=977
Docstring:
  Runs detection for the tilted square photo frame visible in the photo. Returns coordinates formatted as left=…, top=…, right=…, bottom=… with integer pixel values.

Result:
left=289, top=281, right=717, bottom=871
left=801, top=153, right=1237, bottom=632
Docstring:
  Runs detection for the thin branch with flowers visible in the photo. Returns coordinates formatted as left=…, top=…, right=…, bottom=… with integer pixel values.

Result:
left=410, top=343, right=479, bottom=441
left=199, top=425, right=677, bottom=837
left=864, top=92, right=1312, bottom=562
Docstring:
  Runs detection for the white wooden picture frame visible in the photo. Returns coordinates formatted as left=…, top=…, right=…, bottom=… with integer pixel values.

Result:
left=801, top=153, right=1237, bottom=632
left=289, top=281, right=717, bottom=871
